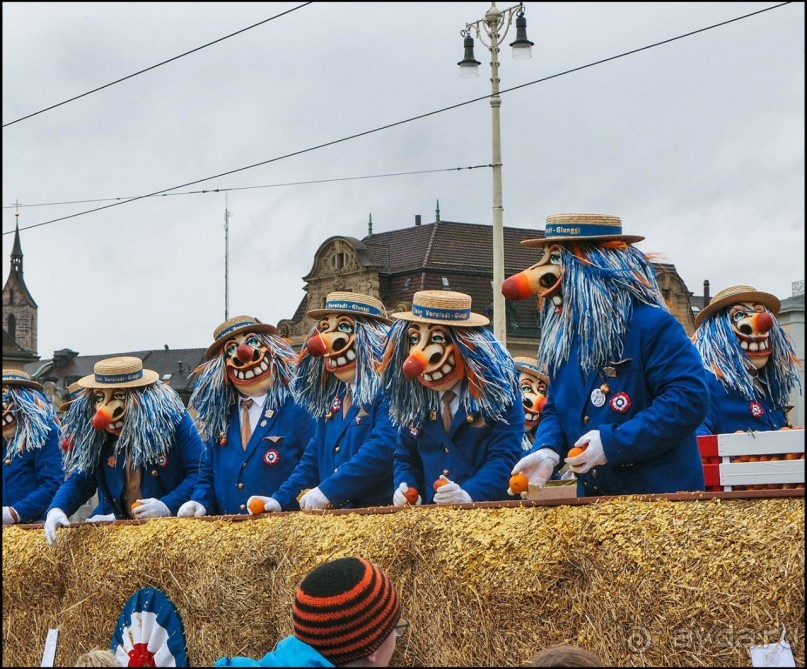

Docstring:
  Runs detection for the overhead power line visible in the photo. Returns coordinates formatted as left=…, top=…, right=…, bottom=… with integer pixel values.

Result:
left=3, top=1, right=792, bottom=236
left=2, top=2, right=312, bottom=128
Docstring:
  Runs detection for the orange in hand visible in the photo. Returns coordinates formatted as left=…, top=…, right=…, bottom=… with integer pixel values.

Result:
left=403, top=487, right=419, bottom=504
left=130, top=501, right=143, bottom=511
left=248, top=498, right=266, bottom=515
left=567, top=443, right=589, bottom=459
left=433, top=478, right=448, bottom=492
left=509, top=473, right=529, bottom=495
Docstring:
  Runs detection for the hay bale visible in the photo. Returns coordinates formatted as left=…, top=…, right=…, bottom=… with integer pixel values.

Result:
left=2, top=496, right=803, bottom=667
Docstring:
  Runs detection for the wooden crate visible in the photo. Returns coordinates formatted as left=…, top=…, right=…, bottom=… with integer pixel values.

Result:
left=698, top=429, right=805, bottom=491
left=525, top=478, right=578, bottom=500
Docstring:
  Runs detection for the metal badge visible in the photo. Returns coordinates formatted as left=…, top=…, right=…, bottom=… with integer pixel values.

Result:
left=590, top=388, right=606, bottom=408
left=259, top=420, right=267, bottom=428
left=264, top=409, right=274, bottom=419
left=603, top=366, right=617, bottom=378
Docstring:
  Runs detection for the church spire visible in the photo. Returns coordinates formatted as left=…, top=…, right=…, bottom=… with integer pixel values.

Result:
left=11, top=206, right=24, bottom=275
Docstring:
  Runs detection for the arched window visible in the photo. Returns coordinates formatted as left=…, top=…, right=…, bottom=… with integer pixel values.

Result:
left=8, top=313, right=16, bottom=340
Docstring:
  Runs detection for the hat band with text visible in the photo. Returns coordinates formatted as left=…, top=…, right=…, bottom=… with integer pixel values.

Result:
left=518, top=361, right=544, bottom=375
left=545, top=222, right=622, bottom=238
left=95, top=370, right=143, bottom=384
left=217, top=320, right=259, bottom=339
left=324, top=300, right=384, bottom=317
left=3, top=372, right=30, bottom=382
left=412, top=304, right=471, bottom=321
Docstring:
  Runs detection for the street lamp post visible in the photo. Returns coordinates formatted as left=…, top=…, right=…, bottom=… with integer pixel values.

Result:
left=458, top=2, right=533, bottom=347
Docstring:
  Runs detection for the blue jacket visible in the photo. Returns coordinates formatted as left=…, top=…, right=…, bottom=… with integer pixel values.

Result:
left=215, top=635, right=334, bottom=667
left=394, top=388, right=524, bottom=503
left=2, top=423, right=64, bottom=523
left=696, top=371, right=788, bottom=436
left=48, top=411, right=205, bottom=518
left=272, top=390, right=396, bottom=510
left=191, top=397, right=313, bottom=514
left=534, top=303, right=708, bottom=497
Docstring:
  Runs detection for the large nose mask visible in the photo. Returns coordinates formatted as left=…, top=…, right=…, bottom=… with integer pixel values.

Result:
left=305, top=315, right=357, bottom=382
left=2, top=386, right=17, bottom=439
left=729, top=302, right=775, bottom=370
left=519, top=372, right=548, bottom=427
left=92, top=389, right=128, bottom=435
left=501, top=245, right=564, bottom=305
left=402, top=323, right=464, bottom=391
left=224, top=332, right=274, bottom=395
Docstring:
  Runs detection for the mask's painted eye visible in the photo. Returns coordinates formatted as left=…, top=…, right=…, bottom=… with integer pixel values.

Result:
left=246, top=335, right=261, bottom=348
left=429, top=332, right=446, bottom=345
left=732, top=310, right=748, bottom=324
left=520, top=383, right=532, bottom=394
left=93, top=392, right=105, bottom=405
left=226, top=343, right=238, bottom=357
left=337, top=322, right=353, bottom=333
left=318, top=320, right=329, bottom=332
left=407, top=330, right=420, bottom=347
left=113, top=392, right=127, bottom=402
left=549, top=252, right=561, bottom=264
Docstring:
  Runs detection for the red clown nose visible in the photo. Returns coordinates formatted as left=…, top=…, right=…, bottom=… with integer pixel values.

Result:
left=236, top=343, right=254, bottom=363
left=502, top=271, right=539, bottom=301
left=306, top=333, right=327, bottom=357
left=402, top=350, right=428, bottom=380
left=752, top=311, right=774, bottom=333
left=92, top=408, right=112, bottom=431
left=535, top=396, right=547, bottom=412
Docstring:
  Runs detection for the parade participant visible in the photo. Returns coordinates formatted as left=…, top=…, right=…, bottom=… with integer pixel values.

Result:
left=2, top=369, right=64, bottom=525
left=44, top=356, right=205, bottom=545
left=503, top=213, right=708, bottom=496
left=513, top=356, right=550, bottom=451
left=692, top=285, right=801, bottom=435
left=215, top=557, right=405, bottom=667
left=380, top=290, right=524, bottom=505
left=178, top=315, right=313, bottom=517
left=248, top=293, right=396, bottom=513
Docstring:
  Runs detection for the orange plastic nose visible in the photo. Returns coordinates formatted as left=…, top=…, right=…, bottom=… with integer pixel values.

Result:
left=402, top=350, right=428, bottom=380
left=502, top=271, right=539, bottom=301
left=752, top=311, right=774, bottom=333
left=92, top=408, right=112, bottom=431
left=306, top=333, right=327, bottom=357
left=535, top=396, right=547, bottom=412
left=236, top=343, right=254, bottom=363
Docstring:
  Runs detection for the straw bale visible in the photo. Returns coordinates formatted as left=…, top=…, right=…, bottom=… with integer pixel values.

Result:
left=2, top=496, right=804, bottom=667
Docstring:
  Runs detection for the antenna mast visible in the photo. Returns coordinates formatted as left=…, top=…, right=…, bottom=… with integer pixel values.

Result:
left=224, top=196, right=230, bottom=320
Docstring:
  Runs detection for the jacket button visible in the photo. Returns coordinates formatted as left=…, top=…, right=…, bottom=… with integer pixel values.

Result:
left=334, top=467, right=339, bottom=473
left=151, top=469, right=158, bottom=477
left=583, top=415, right=590, bottom=424
left=334, top=446, right=340, bottom=453
left=4, top=459, right=10, bottom=465
left=592, top=469, right=599, bottom=477
left=240, top=504, right=246, bottom=511
left=443, top=448, right=449, bottom=454
left=237, top=482, right=244, bottom=489
left=242, top=463, right=246, bottom=469
left=442, top=468, right=450, bottom=476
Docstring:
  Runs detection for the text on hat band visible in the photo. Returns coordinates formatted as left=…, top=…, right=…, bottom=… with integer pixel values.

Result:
left=545, top=222, right=620, bottom=237
left=217, top=320, right=259, bottom=339
left=324, top=300, right=383, bottom=316
left=95, top=370, right=143, bottom=384
left=412, top=304, right=471, bottom=321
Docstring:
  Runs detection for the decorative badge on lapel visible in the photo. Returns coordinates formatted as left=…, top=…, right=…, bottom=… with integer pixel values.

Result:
left=590, top=388, right=606, bottom=408
left=330, top=396, right=342, bottom=414
left=749, top=401, right=764, bottom=418
left=429, top=410, right=438, bottom=422
left=264, top=409, right=274, bottom=419
left=609, top=392, right=631, bottom=414
left=263, top=449, right=280, bottom=466
left=107, top=455, right=117, bottom=468
left=157, top=454, right=169, bottom=468
left=259, top=420, right=267, bottom=428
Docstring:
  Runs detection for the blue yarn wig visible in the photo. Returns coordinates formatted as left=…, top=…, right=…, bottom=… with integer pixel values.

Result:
left=2, top=386, right=57, bottom=461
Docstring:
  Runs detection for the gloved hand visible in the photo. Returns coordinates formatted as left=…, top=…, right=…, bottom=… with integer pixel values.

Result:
left=299, top=487, right=331, bottom=511
left=86, top=513, right=116, bottom=523
left=565, top=430, right=607, bottom=474
left=44, top=508, right=70, bottom=546
left=392, top=482, right=421, bottom=506
left=132, top=498, right=171, bottom=519
left=177, top=501, right=207, bottom=518
left=432, top=477, right=473, bottom=505
left=3, top=506, right=18, bottom=525
left=512, top=447, right=561, bottom=489
left=247, top=495, right=281, bottom=514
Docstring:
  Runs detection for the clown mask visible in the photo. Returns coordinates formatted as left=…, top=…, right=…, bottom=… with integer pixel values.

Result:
left=305, top=315, right=358, bottom=384
left=402, top=323, right=465, bottom=391
left=519, top=371, right=548, bottom=430
left=501, top=244, right=564, bottom=310
left=223, top=332, right=275, bottom=396
left=91, top=388, right=128, bottom=435
left=729, top=301, right=776, bottom=370
left=1, top=386, right=17, bottom=440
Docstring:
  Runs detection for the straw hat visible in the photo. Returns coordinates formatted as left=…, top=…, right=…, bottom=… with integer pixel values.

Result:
left=391, top=290, right=489, bottom=327
left=2, top=369, right=44, bottom=392
left=513, top=357, right=549, bottom=385
left=695, top=285, right=781, bottom=328
left=78, top=357, right=160, bottom=389
left=306, top=291, right=392, bottom=324
left=521, top=213, right=645, bottom=248
left=57, top=381, right=85, bottom=413
left=204, top=315, right=277, bottom=361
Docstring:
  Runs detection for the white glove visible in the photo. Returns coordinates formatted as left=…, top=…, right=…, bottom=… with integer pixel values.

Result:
left=299, top=487, right=330, bottom=511
left=565, top=430, right=607, bottom=474
left=512, top=447, right=561, bottom=489
left=177, top=501, right=207, bottom=518
left=432, top=477, right=473, bottom=505
left=247, top=495, right=281, bottom=514
left=132, top=498, right=171, bottom=519
left=86, top=513, right=116, bottom=523
left=44, top=508, right=70, bottom=546
left=3, top=506, right=18, bottom=525
left=392, top=482, right=421, bottom=507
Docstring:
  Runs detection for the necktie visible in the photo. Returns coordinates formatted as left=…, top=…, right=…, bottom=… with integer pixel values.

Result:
left=240, top=398, right=254, bottom=450
left=124, top=455, right=142, bottom=518
left=342, top=387, right=353, bottom=418
left=442, top=390, right=455, bottom=432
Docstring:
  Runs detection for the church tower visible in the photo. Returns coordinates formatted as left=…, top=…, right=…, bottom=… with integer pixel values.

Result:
left=2, top=212, right=38, bottom=357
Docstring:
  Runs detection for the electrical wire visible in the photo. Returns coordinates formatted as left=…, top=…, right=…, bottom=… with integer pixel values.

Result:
left=2, top=2, right=312, bottom=128
left=2, top=2, right=792, bottom=235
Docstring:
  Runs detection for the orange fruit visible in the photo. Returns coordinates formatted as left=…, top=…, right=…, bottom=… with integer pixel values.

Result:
left=403, top=487, right=419, bottom=504
left=248, top=498, right=266, bottom=515
left=785, top=453, right=800, bottom=460
left=509, top=473, right=529, bottom=495
left=567, top=444, right=588, bottom=458
left=130, top=501, right=143, bottom=511
left=433, top=478, right=448, bottom=491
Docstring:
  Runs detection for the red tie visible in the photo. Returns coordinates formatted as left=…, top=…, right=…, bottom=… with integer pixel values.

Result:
left=240, top=398, right=254, bottom=450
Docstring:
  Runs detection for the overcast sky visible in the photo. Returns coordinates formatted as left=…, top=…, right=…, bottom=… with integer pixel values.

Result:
left=3, top=2, right=804, bottom=360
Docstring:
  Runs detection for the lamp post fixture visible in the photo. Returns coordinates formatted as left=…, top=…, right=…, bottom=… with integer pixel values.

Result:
left=458, top=2, right=533, bottom=347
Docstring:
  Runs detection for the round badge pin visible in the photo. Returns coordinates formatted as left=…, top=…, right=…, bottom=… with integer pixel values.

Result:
left=590, top=389, right=606, bottom=408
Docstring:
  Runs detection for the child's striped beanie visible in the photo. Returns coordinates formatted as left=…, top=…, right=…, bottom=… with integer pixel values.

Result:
left=292, top=557, right=400, bottom=664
